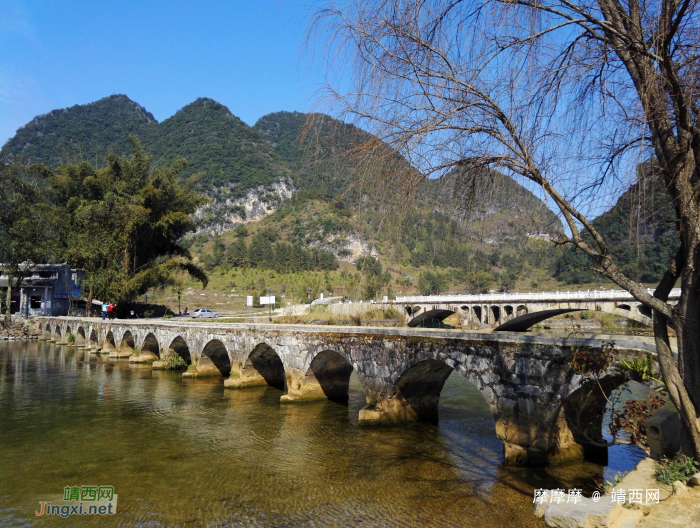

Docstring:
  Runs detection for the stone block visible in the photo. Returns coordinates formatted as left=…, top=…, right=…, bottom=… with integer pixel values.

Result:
left=686, top=472, right=700, bottom=487
left=646, top=409, right=681, bottom=458
left=537, top=497, right=621, bottom=528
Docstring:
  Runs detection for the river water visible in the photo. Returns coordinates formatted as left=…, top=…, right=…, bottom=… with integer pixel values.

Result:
left=0, top=341, right=645, bottom=527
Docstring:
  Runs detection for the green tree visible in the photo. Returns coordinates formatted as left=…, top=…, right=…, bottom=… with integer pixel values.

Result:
left=46, top=138, right=208, bottom=307
left=227, top=238, right=248, bottom=268
left=0, top=162, right=60, bottom=321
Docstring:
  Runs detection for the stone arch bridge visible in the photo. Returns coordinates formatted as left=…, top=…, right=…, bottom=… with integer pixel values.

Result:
left=393, top=288, right=681, bottom=330
left=40, top=316, right=658, bottom=467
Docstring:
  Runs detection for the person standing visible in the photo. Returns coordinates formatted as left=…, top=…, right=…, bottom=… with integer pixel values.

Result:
left=102, top=303, right=108, bottom=320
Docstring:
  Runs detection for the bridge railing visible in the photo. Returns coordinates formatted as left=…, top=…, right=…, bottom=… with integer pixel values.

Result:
left=393, top=288, right=681, bottom=304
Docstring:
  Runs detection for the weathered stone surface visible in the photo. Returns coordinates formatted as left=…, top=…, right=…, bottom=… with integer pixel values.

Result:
left=39, top=316, right=661, bottom=467
left=536, top=496, right=621, bottom=528
left=687, top=472, right=700, bottom=487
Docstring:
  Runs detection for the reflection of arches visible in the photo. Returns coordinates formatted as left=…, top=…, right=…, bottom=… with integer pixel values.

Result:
left=141, top=333, right=160, bottom=358
left=168, top=336, right=191, bottom=364
left=407, top=309, right=455, bottom=327
left=201, top=339, right=232, bottom=376
left=247, top=344, right=285, bottom=389
left=120, top=331, right=135, bottom=351
left=306, top=350, right=354, bottom=401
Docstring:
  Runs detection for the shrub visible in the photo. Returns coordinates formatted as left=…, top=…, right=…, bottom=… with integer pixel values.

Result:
left=131, top=346, right=140, bottom=357
left=187, top=364, right=197, bottom=372
left=162, top=314, right=173, bottom=319
left=163, top=352, right=188, bottom=370
left=66, top=333, right=75, bottom=345
left=654, top=453, right=699, bottom=484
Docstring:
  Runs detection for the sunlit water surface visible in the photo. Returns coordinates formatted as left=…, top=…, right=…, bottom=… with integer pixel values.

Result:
left=0, top=341, right=645, bottom=527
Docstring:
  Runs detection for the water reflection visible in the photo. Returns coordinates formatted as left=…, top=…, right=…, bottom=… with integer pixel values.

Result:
left=0, top=341, right=643, bottom=527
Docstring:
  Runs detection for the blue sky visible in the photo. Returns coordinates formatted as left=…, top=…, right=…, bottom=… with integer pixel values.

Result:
left=0, top=0, right=322, bottom=147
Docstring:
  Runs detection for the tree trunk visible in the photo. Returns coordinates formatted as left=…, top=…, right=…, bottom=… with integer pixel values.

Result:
left=85, top=285, right=93, bottom=318
left=4, top=272, right=13, bottom=324
left=653, top=312, right=700, bottom=457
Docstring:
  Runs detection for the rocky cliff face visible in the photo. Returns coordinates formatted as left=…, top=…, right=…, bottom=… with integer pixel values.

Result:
left=193, top=180, right=295, bottom=233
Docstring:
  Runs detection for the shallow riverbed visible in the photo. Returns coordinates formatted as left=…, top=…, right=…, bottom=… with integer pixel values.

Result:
left=0, top=341, right=645, bottom=527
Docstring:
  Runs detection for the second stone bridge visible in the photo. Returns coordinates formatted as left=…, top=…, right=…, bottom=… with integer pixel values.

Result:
left=40, top=317, right=657, bottom=468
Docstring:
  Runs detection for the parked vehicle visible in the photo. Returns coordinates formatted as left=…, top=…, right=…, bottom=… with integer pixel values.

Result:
left=191, top=308, right=219, bottom=319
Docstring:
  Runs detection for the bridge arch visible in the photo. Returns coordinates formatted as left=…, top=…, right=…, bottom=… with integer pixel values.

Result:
left=302, top=349, right=355, bottom=402
left=199, top=339, right=232, bottom=377
left=119, top=330, right=135, bottom=351
left=246, top=343, right=285, bottom=390
left=167, top=336, right=191, bottom=364
left=76, top=327, right=87, bottom=344
left=389, top=358, right=495, bottom=426
left=44, top=323, right=52, bottom=338
left=562, top=372, right=628, bottom=464
left=103, top=331, right=116, bottom=351
left=140, top=333, right=160, bottom=358
left=494, top=306, right=651, bottom=331
left=65, top=325, right=72, bottom=338
left=407, top=309, right=456, bottom=327
left=89, top=329, right=99, bottom=347
left=490, top=306, right=500, bottom=324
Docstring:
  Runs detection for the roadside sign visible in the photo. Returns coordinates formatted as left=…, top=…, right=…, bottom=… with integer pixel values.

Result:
left=260, top=295, right=276, bottom=305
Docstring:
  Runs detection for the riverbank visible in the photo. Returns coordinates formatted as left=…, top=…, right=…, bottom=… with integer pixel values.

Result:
left=534, top=457, right=700, bottom=527
left=0, top=322, right=40, bottom=340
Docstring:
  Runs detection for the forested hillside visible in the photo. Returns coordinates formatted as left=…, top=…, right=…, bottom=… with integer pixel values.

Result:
left=553, top=162, right=678, bottom=285
left=1, top=95, right=156, bottom=167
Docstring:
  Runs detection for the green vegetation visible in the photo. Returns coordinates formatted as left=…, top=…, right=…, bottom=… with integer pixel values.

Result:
left=0, top=162, right=60, bottom=320
left=66, top=333, right=75, bottom=345
left=654, top=453, right=699, bottom=484
left=44, top=138, right=208, bottom=307
left=1, top=95, right=678, bottom=309
left=163, top=352, right=188, bottom=370
left=553, top=163, right=678, bottom=285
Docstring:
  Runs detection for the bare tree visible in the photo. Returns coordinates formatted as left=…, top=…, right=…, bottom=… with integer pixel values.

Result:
left=311, top=0, right=700, bottom=454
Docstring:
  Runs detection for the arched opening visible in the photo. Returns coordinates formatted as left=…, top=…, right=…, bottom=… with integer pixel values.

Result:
left=89, top=329, right=98, bottom=346
left=141, top=333, right=160, bottom=358
left=65, top=325, right=72, bottom=338
left=516, top=305, right=528, bottom=316
left=406, top=305, right=422, bottom=317
left=473, top=306, right=482, bottom=322
left=393, top=359, right=455, bottom=422
left=44, top=324, right=51, bottom=338
left=490, top=306, right=500, bottom=324
left=306, top=350, right=354, bottom=402
left=77, top=327, right=86, bottom=344
left=562, top=374, right=627, bottom=464
left=103, top=331, right=116, bottom=350
left=638, top=305, right=652, bottom=318
left=407, top=309, right=456, bottom=328
left=618, top=304, right=631, bottom=311
left=247, top=343, right=285, bottom=389
left=460, top=305, right=469, bottom=311
left=120, top=331, right=135, bottom=352
left=167, top=336, right=191, bottom=364
left=200, top=339, right=232, bottom=376
left=504, top=305, right=513, bottom=318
